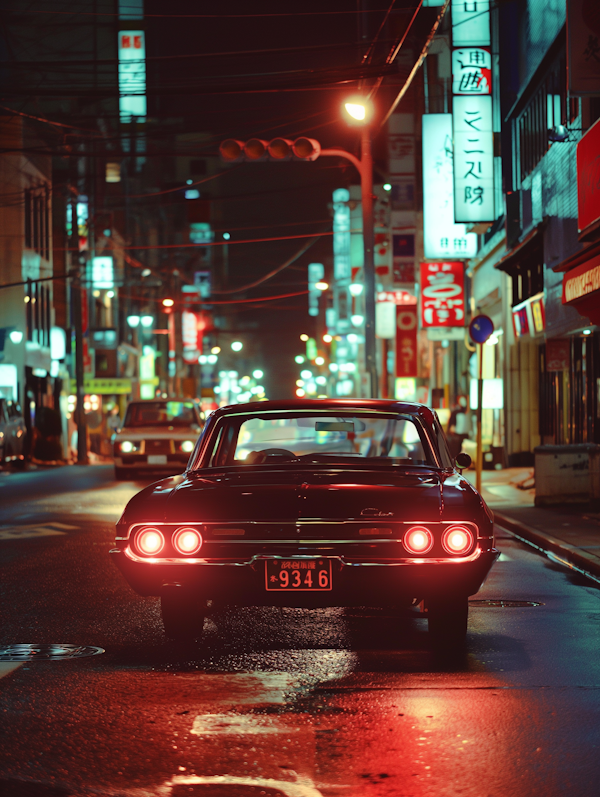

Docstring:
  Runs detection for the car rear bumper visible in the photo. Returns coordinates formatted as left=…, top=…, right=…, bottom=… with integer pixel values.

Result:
left=110, top=548, right=499, bottom=605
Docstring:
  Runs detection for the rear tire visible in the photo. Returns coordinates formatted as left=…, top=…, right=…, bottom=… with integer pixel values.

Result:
left=161, top=587, right=205, bottom=642
left=427, top=596, right=468, bottom=653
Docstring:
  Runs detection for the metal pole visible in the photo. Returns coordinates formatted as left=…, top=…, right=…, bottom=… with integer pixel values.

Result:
left=360, top=125, right=377, bottom=398
left=72, top=269, right=88, bottom=464
left=476, top=342, right=483, bottom=493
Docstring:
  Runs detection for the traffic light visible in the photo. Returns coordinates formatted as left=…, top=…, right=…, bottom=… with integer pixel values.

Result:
left=219, top=137, right=321, bottom=163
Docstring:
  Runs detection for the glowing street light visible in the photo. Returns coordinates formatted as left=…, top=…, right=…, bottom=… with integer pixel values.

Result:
left=231, top=341, right=243, bottom=352
left=252, top=369, right=264, bottom=379
left=127, top=315, right=140, bottom=328
left=342, top=96, right=374, bottom=125
left=162, top=298, right=174, bottom=308
left=315, top=281, right=329, bottom=291
left=300, top=333, right=309, bottom=342
left=140, top=315, right=154, bottom=328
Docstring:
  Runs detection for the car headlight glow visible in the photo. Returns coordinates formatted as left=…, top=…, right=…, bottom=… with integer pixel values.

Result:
left=442, top=525, right=474, bottom=555
left=173, top=527, right=203, bottom=555
left=136, top=527, right=165, bottom=555
left=120, top=441, right=139, bottom=453
left=180, top=440, right=195, bottom=453
left=403, top=525, right=434, bottom=555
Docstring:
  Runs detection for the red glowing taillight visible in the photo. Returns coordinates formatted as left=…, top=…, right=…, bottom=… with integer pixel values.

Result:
left=136, top=527, right=165, bottom=556
left=173, top=527, right=203, bottom=556
left=403, top=526, right=434, bottom=555
left=442, top=525, right=474, bottom=555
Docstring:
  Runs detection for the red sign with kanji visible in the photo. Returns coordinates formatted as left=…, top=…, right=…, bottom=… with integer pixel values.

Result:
left=419, top=262, right=465, bottom=328
left=396, top=304, right=418, bottom=378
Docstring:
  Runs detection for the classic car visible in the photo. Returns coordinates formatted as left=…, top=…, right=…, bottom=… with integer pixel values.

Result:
left=113, top=398, right=204, bottom=480
left=111, top=399, right=498, bottom=649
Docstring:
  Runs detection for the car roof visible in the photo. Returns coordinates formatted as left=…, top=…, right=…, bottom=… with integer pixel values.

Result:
left=209, top=398, right=434, bottom=421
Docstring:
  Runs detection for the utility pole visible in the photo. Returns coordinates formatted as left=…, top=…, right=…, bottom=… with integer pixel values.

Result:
left=72, top=264, right=88, bottom=464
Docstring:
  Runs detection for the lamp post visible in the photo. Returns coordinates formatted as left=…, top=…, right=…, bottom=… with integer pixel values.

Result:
left=320, top=97, right=377, bottom=397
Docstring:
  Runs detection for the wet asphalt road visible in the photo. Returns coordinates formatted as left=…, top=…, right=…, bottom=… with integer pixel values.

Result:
left=0, top=465, right=599, bottom=797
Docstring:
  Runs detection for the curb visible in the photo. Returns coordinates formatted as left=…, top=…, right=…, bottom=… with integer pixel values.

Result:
left=493, top=510, right=600, bottom=584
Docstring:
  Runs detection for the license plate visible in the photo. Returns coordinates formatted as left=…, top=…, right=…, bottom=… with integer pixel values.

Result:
left=265, top=559, right=332, bottom=591
left=147, top=454, right=167, bottom=465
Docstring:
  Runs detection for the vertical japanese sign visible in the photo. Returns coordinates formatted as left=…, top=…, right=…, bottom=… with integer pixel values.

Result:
left=453, top=95, right=494, bottom=222
left=332, top=188, right=351, bottom=280
left=182, top=311, right=199, bottom=364
left=451, top=0, right=494, bottom=224
left=422, top=115, right=477, bottom=259
left=118, top=31, right=147, bottom=120
left=420, top=262, right=465, bottom=328
left=396, top=304, right=418, bottom=378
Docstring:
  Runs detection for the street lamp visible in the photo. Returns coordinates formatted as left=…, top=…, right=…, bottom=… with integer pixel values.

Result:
left=127, top=315, right=140, bottom=328
left=231, top=341, right=243, bottom=352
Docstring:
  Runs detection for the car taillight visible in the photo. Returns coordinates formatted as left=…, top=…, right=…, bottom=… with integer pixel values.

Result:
left=136, top=527, right=165, bottom=555
left=442, top=525, right=474, bottom=555
left=403, top=526, right=434, bottom=555
left=173, top=527, right=203, bottom=556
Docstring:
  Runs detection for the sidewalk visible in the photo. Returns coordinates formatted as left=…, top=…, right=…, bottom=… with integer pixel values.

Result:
left=469, top=467, right=600, bottom=583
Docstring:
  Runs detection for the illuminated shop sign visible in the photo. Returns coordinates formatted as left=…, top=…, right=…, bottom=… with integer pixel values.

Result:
left=118, top=30, right=147, bottom=120
left=91, top=256, right=114, bottom=289
left=332, top=188, right=351, bottom=280
left=452, top=48, right=491, bottom=95
left=420, top=261, right=465, bottom=328
left=452, top=0, right=491, bottom=46
left=453, top=95, right=494, bottom=223
left=396, top=304, right=418, bottom=378
left=308, top=263, right=325, bottom=317
left=512, top=293, right=545, bottom=338
left=182, top=311, right=200, bottom=364
left=422, top=114, right=477, bottom=259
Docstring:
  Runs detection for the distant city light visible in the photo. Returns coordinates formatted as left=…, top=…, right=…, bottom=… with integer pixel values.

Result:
left=295, top=355, right=305, bottom=364
left=211, top=346, right=221, bottom=354
left=316, top=376, right=327, bottom=385
left=351, top=314, right=364, bottom=326
left=252, top=369, right=264, bottom=379
left=140, top=315, right=154, bottom=328
left=296, top=388, right=306, bottom=397
left=185, top=189, right=200, bottom=199
left=383, top=183, right=392, bottom=191
left=349, top=283, right=363, bottom=296
left=583, top=329, right=592, bottom=336
left=162, top=298, right=174, bottom=307
left=9, top=330, right=23, bottom=344
left=106, top=290, right=115, bottom=299
left=127, top=315, right=140, bottom=328
left=315, top=281, right=329, bottom=291
left=315, top=356, right=325, bottom=366
left=223, top=232, right=231, bottom=240
left=141, top=268, right=151, bottom=277
left=323, top=334, right=332, bottom=343
left=231, top=341, right=243, bottom=351
left=329, top=363, right=339, bottom=372
left=186, top=179, right=193, bottom=185
left=300, top=370, right=313, bottom=380
left=300, top=334, right=309, bottom=342
left=207, top=354, right=218, bottom=364
left=296, top=379, right=305, bottom=387
left=347, top=333, right=359, bottom=343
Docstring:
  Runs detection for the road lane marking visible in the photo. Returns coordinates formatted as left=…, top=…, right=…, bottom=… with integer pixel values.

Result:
left=191, top=713, right=287, bottom=735
left=0, top=522, right=77, bottom=541
left=169, top=774, right=324, bottom=797
left=0, top=663, right=22, bottom=679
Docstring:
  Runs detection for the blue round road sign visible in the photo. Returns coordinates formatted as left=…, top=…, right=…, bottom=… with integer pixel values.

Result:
left=469, top=314, right=494, bottom=344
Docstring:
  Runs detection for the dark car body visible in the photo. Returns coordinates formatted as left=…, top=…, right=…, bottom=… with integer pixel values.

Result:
left=111, top=399, right=498, bottom=646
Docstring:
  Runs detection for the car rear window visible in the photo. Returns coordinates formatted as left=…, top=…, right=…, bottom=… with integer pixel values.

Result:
left=201, top=412, right=437, bottom=468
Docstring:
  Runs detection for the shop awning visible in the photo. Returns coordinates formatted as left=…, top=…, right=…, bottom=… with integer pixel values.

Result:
left=562, top=251, right=600, bottom=325
left=495, top=223, right=544, bottom=274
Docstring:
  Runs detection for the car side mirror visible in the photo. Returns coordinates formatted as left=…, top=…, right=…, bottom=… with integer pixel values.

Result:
left=455, top=452, right=472, bottom=471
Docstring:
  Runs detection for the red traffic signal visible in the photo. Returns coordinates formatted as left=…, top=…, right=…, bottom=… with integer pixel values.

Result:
left=219, top=137, right=321, bottom=163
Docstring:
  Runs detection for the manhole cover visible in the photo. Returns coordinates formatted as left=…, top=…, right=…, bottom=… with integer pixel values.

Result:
left=0, top=644, right=105, bottom=661
left=469, top=599, right=543, bottom=608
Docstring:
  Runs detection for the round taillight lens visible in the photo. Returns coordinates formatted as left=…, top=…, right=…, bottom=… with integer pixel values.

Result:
left=173, top=527, right=203, bottom=556
left=136, top=527, right=165, bottom=556
left=442, top=525, right=474, bottom=555
left=403, top=526, right=434, bottom=555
